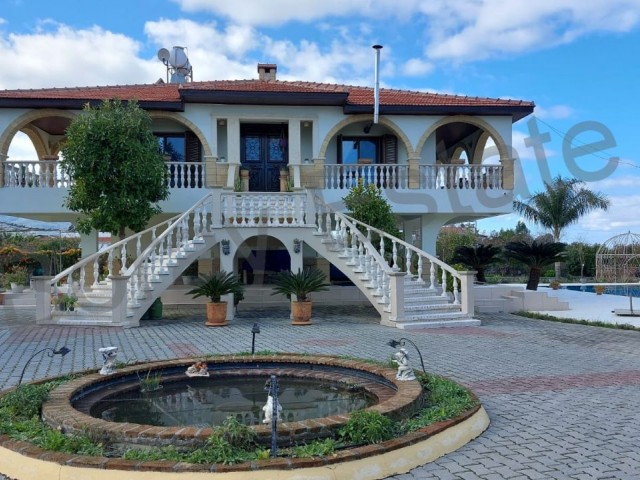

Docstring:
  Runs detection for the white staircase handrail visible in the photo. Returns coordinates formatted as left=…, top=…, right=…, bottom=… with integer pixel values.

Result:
left=125, top=193, right=214, bottom=277
left=121, top=193, right=215, bottom=308
left=341, top=213, right=464, bottom=303
left=49, top=213, right=183, bottom=294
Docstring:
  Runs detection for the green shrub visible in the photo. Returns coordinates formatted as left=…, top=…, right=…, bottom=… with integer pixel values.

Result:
left=0, top=383, right=57, bottom=419
left=212, top=416, right=256, bottom=450
left=292, top=438, right=336, bottom=458
left=400, top=373, right=477, bottom=433
left=338, top=410, right=394, bottom=445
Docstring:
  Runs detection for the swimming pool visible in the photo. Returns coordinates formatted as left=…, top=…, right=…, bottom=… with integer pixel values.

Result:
left=566, top=284, right=640, bottom=298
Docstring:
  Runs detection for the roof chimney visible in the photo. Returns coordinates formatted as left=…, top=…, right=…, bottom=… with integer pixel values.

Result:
left=258, top=63, right=277, bottom=81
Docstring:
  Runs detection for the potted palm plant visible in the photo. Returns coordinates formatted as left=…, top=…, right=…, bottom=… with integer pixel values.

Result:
left=187, top=271, right=243, bottom=326
left=271, top=269, right=329, bottom=325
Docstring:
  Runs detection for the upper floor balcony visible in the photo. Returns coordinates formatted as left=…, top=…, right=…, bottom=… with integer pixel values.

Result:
left=0, top=157, right=514, bottom=218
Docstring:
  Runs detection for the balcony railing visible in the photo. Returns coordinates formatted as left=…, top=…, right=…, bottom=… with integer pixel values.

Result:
left=323, top=163, right=504, bottom=191
left=419, top=164, right=503, bottom=190
left=2, top=160, right=72, bottom=188
left=220, top=192, right=308, bottom=226
left=1, top=160, right=205, bottom=189
left=325, top=164, right=408, bottom=190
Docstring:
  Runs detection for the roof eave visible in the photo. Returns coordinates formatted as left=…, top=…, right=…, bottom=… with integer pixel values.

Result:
left=343, top=104, right=535, bottom=122
left=180, top=90, right=348, bottom=106
left=0, top=98, right=185, bottom=111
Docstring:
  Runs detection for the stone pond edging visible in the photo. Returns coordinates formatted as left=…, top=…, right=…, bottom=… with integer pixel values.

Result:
left=0, top=354, right=490, bottom=479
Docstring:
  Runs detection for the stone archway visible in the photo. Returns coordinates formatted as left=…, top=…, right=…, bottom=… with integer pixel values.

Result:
left=318, top=114, right=412, bottom=161
left=415, top=115, right=510, bottom=162
left=0, top=109, right=78, bottom=158
left=149, top=111, right=213, bottom=158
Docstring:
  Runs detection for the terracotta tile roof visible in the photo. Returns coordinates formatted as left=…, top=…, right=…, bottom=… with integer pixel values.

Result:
left=0, top=83, right=181, bottom=102
left=0, top=79, right=533, bottom=109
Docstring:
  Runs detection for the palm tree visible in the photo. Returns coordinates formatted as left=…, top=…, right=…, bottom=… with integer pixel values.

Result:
left=503, top=240, right=566, bottom=291
left=452, top=244, right=501, bottom=283
left=513, top=175, right=610, bottom=278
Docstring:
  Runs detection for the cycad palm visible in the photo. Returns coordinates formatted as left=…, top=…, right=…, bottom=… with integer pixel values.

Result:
left=504, top=240, right=566, bottom=291
left=452, top=244, right=501, bottom=283
left=513, top=175, right=609, bottom=278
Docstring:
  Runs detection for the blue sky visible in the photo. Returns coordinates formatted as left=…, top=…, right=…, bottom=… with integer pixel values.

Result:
left=1, top=0, right=639, bottom=244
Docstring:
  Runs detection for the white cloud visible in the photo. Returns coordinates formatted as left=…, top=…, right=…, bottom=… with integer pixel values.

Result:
left=534, top=104, right=574, bottom=120
left=574, top=194, right=640, bottom=236
left=172, top=0, right=421, bottom=26
left=0, top=23, right=159, bottom=89
left=422, top=0, right=640, bottom=62
left=401, top=58, right=434, bottom=76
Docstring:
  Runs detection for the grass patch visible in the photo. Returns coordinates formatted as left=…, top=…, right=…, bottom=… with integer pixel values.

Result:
left=400, top=373, right=478, bottom=434
left=0, top=381, right=104, bottom=456
left=514, top=311, right=640, bottom=331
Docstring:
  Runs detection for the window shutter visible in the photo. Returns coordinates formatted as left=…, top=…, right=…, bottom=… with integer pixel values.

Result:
left=383, top=134, right=397, bottom=164
left=185, top=131, right=202, bottom=163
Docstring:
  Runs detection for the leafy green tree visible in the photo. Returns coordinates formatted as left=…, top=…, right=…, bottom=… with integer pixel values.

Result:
left=503, top=239, right=566, bottom=291
left=343, top=182, right=400, bottom=239
left=436, top=224, right=477, bottom=265
left=452, top=244, right=501, bottom=283
left=565, top=242, right=599, bottom=278
left=513, top=175, right=609, bottom=278
left=61, top=99, right=169, bottom=239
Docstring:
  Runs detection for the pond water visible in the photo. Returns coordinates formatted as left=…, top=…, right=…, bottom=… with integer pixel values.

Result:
left=79, top=375, right=375, bottom=428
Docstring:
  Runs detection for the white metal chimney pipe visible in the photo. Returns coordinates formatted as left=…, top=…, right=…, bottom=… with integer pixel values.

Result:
left=373, top=44, right=383, bottom=124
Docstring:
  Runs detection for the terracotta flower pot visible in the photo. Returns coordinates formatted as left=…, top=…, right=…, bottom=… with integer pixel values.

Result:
left=291, top=301, right=312, bottom=325
left=205, top=302, right=228, bottom=326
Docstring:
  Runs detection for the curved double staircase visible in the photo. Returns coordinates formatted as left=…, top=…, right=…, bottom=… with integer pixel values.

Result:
left=33, top=192, right=478, bottom=329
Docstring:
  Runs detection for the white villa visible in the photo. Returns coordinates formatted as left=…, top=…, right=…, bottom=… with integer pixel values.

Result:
left=0, top=62, right=534, bottom=329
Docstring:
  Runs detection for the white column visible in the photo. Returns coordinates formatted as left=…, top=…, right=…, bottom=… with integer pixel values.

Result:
left=219, top=239, right=235, bottom=321
left=226, top=118, right=240, bottom=187
left=209, top=115, right=219, bottom=159
left=288, top=120, right=301, bottom=187
left=34, top=276, right=53, bottom=325
left=458, top=271, right=476, bottom=316
left=79, top=231, right=99, bottom=257
left=387, top=271, right=406, bottom=323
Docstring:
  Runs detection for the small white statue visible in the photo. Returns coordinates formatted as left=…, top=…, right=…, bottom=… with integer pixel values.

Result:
left=186, top=361, right=210, bottom=377
left=99, top=346, right=118, bottom=375
left=392, top=348, right=416, bottom=381
left=262, top=395, right=282, bottom=424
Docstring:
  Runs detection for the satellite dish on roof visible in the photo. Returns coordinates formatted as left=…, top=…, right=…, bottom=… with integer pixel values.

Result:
left=157, top=48, right=170, bottom=64
left=157, top=46, right=193, bottom=84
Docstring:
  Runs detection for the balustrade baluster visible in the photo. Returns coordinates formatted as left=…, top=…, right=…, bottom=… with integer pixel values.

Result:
left=119, top=244, right=127, bottom=274
left=324, top=210, right=332, bottom=238
left=441, top=269, right=448, bottom=297
left=354, top=241, right=365, bottom=273
left=107, top=251, right=114, bottom=278
left=361, top=247, right=372, bottom=281
left=375, top=264, right=384, bottom=297
left=453, top=277, right=460, bottom=304
left=429, top=262, right=436, bottom=289
left=92, top=258, right=100, bottom=287
left=415, top=256, right=424, bottom=284
left=78, top=267, right=85, bottom=293
left=66, top=274, right=74, bottom=296
left=347, top=230, right=358, bottom=266
left=405, top=247, right=412, bottom=276
left=391, top=240, right=398, bottom=271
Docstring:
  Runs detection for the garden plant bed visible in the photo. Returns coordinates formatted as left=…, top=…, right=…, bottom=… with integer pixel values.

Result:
left=0, top=354, right=489, bottom=480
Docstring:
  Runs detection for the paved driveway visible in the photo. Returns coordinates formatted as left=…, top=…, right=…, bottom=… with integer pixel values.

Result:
left=1, top=306, right=639, bottom=479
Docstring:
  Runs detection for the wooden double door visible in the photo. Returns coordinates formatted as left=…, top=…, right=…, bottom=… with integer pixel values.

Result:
left=241, top=124, right=288, bottom=192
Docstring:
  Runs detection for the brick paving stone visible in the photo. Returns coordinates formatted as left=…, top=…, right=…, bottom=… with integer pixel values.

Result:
left=1, top=308, right=640, bottom=479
